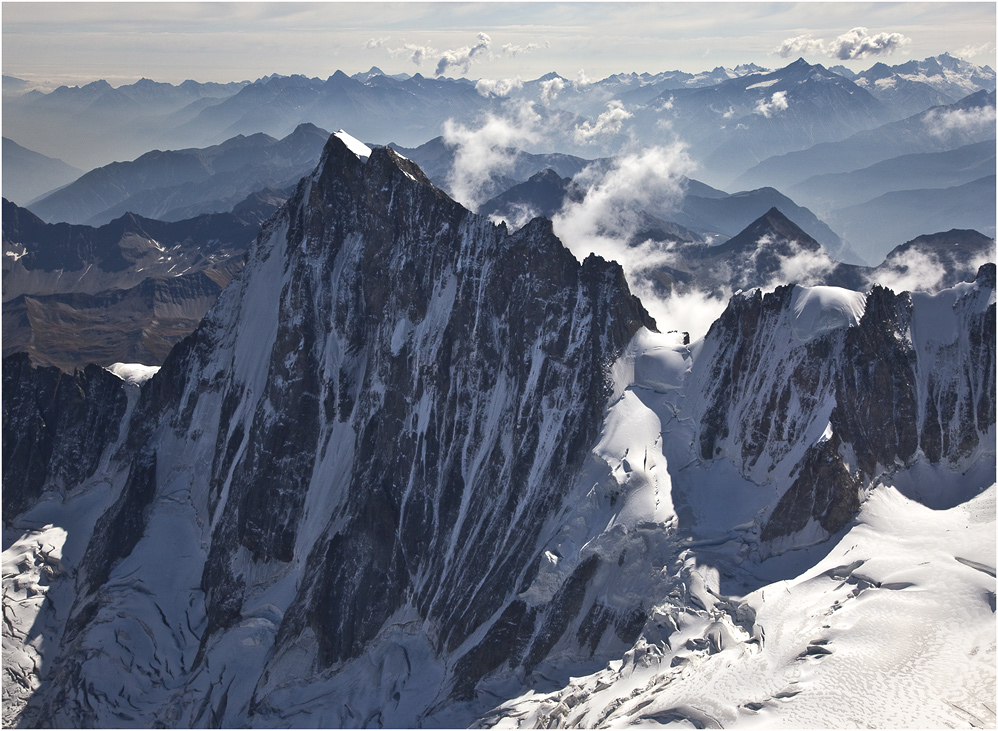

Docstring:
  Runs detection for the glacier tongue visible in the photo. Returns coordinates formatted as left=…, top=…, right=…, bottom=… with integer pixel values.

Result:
left=2, top=128, right=994, bottom=729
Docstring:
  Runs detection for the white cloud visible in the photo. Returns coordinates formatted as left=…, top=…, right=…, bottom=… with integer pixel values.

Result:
left=575, top=69, right=593, bottom=88
left=574, top=100, right=633, bottom=144
left=827, top=27, right=910, bottom=60
left=956, top=42, right=994, bottom=60
left=540, top=76, right=566, bottom=104
left=434, top=31, right=493, bottom=76
left=489, top=202, right=540, bottom=231
left=774, top=34, right=826, bottom=58
left=388, top=32, right=545, bottom=78
left=774, top=27, right=911, bottom=61
left=442, top=100, right=543, bottom=209
left=502, top=42, right=543, bottom=56
left=924, top=105, right=997, bottom=138
left=649, top=287, right=730, bottom=344
left=869, top=249, right=946, bottom=293
left=553, top=144, right=692, bottom=261
left=388, top=42, right=437, bottom=67
left=754, top=90, right=789, bottom=118
left=475, top=76, right=524, bottom=98
left=550, top=144, right=719, bottom=336
left=767, top=242, right=838, bottom=290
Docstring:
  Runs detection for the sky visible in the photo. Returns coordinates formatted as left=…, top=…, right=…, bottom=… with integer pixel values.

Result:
left=2, top=2, right=996, bottom=89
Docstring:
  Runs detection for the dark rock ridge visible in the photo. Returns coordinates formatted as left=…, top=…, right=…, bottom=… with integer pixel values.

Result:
left=2, top=352, right=127, bottom=519
left=7, top=132, right=655, bottom=726
left=647, top=207, right=995, bottom=299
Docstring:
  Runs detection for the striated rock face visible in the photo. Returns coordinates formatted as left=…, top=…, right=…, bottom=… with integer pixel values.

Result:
left=690, top=265, right=996, bottom=545
left=6, top=131, right=655, bottom=727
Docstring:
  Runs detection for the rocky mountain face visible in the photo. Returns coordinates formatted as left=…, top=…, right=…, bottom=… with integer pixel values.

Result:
left=690, top=265, right=995, bottom=548
left=2, top=352, right=128, bottom=518
left=4, top=131, right=656, bottom=726
left=3, top=131, right=994, bottom=729
left=2, top=199, right=258, bottom=370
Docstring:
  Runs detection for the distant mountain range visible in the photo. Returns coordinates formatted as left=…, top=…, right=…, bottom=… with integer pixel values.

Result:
left=2, top=199, right=260, bottom=370
left=27, top=123, right=328, bottom=226
left=4, top=54, right=993, bottom=178
left=2, top=137, right=82, bottom=205
left=852, top=52, right=997, bottom=117
left=735, top=90, right=997, bottom=190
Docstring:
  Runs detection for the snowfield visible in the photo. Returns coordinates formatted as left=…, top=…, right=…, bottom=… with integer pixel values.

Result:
left=478, top=481, right=995, bottom=729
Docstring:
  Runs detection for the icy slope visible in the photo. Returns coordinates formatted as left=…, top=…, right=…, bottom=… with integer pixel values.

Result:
left=476, top=482, right=996, bottom=729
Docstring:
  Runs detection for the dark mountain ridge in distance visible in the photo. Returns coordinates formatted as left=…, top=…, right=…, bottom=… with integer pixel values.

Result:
left=2, top=137, right=83, bottom=205
left=27, top=123, right=330, bottom=226
left=2, top=198, right=259, bottom=370
left=735, top=89, right=997, bottom=191
left=478, top=167, right=849, bottom=258
left=643, top=206, right=994, bottom=299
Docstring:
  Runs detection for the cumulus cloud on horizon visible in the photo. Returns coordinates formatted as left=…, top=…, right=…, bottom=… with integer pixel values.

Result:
left=775, top=34, right=826, bottom=58
left=387, top=32, right=543, bottom=78
left=434, top=32, right=493, bottom=76
left=774, top=26, right=911, bottom=60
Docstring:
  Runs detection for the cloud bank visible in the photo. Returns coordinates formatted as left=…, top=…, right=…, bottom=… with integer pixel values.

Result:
left=924, top=105, right=997, bottom=138
left=442, top=100, right=542, bottom=209
left=774, top=27, right=911, bottom=60
left=475, top=76, right=524, bottom=98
